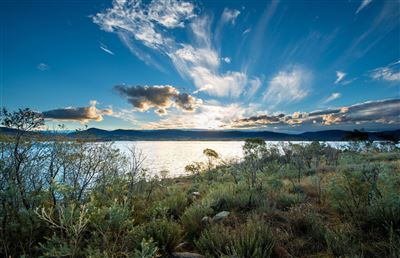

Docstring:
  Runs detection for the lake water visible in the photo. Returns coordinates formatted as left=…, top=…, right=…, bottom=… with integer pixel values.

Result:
left=113, top=141, right=350, bottom=177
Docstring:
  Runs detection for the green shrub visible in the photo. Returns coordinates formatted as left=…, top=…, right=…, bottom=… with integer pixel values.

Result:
left=161, top=188, right=189, bottom=218
left=195, top=224, right=231, bottom=257
left=87, top=197, right=135, bottom=256
left=274, top=192, right=304, bottom=211
left=228, top=220, right=275, bottom=258
left=202, top=183, right=265, bottom=212
left=135, top=219, right=183, bottom=255
left=181, top=203, right=213, bottom=240
left=324, top=224, right=361, bottom=257
left=195, top=220, right=275, bottom=258
left=133, top=238, right=158, bottom=258
left=266, top=175, right=284, bottom=191
left=286, top=204, right=326, bottom=253
left=327, top=167, right=372, bottom=219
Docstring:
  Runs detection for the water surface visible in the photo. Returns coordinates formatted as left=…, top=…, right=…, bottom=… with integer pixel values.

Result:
left=113, top=141, right=349, bottom=177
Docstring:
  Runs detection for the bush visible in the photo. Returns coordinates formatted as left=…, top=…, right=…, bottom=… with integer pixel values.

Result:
left=135, top=219, right=183, bottom=255
left=228, top=220, right=275, bottom=258
left=324, top=224, right=361, bottom=257
left=180, top=203, right=213, bottom=240
left=161, top=188, right=189, bottom=218
left=195, top=219, right=275, bottom=258
left=195, top=224, right=231, bottom=257
left=133, top=238, right=159, bottom=258
left=286, top=204, right=326, bottom=254
left=87, top=197, right=135, bottom=256
left=202, top=183, right=266, bottom=212
left=274, top=192, right=304, bottom=211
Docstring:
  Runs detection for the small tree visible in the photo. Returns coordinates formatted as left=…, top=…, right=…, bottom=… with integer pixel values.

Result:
left=126, top=145, right=146, bottom=191
left=0, top=108, right=44, bottom=210
left=243, top=138, right=266, bottom=188
left=203, top=148, right=219, bottom=173
left=185, top=161, right=204, bottom=176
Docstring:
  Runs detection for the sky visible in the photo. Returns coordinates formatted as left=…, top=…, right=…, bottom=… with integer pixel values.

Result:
left=1, top=0, right=399, bottom=132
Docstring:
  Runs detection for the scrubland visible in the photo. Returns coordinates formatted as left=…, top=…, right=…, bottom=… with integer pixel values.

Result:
left=1, top=109, right=399, bottom=257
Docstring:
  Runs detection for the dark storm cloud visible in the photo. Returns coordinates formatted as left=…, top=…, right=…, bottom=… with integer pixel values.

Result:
left=231, top=99, right=400, bottom=129
left=114, top=85, right=201, bottom=115
left=42, top=101, right=112, bottom=123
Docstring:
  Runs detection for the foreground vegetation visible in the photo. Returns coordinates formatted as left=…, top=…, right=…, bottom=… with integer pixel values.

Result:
left=1, top=109, right=399, bottom=257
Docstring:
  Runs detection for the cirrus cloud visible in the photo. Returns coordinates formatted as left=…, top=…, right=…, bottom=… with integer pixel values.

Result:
left=221, top=8, right=241, bottom=25
left=93, top=0, right=261, bottom=98
left=263, top=66, right=311, bottom=106
left=370, top=60, right=400, bottom=82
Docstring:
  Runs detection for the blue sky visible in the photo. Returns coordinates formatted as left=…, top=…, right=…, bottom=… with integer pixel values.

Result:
left=1, top=0, right=399, bottom=132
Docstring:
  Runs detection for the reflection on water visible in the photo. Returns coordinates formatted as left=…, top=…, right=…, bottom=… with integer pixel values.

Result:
left=114, top=141, right=244, bottom=177
left=113, top=141, right=349, bottom=177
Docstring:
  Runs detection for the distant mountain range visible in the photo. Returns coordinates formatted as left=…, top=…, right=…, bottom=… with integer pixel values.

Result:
left=1, top=127, right=399, bottom=141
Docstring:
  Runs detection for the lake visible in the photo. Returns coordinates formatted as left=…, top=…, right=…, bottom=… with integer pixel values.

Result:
left=113, top=141, right=350, bottom=177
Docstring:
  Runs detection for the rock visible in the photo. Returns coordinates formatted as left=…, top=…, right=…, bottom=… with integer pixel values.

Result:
left=172, top=252, right=205, bottom=258
left=192, top=191, right=200, bottom=196
left=201, top=216, right=211, bottom=226
left=212, top=211, right=230, bottom=222
left=175, top=241, right=191, bottom=251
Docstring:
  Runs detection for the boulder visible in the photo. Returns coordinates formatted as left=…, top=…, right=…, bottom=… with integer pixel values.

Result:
left=175, top=241, right=191, bottom=251
left=172, top=252, right=205, bottom=258
left=191, top=191, right=200, bottom=197
left=212, top=211, right=230, bottom=222
left=201, top=216, right=211, bottom=226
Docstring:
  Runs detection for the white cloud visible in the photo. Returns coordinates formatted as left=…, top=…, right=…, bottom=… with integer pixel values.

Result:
left=223, top=57, right=231, bottom=63
left=371, top=68, right=400, bottom=81
left=93, top=0, right=260, bottom=98
left=221, top=8, right=241, bottom=25
left=110, top=108, right=138, bottom=124
left=100, top=43, right=114, bottom=55
left=172, top=44, right=220, bottom=70
left=246, top=78, right=262, bottom=99
left=189, top=68, right=247, bottom=97
left=148, top=0, right=195, bottom=28
left=37, top=63, right=50, bottom=71
left=356, top=0, right=373, bottom=14
left=142, top=102, right=254, bottom=130
left=335, top=71, right=346, bottom=84
left=263, top=66, right=311, bottom=106
left=93, top=0, right=193, bottom=50
left=322, top=92, right=341, bottom=104
left=370, top=61, right=400, bottom=82
left=190, top=16, right=212, bottom=47
left=242, top=28, right=251, bottom=35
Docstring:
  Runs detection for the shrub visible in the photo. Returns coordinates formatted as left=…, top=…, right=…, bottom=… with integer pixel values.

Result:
left=37, top=204, right=90, bottom=257
left=161, top=188, right=189, bottom=218
left=327, top=167, right=372, bottom=220
left=135, top=219, right=183, bottom=255
left=202, top=183, right=266, bottom=212
left=274, top=192, right=305, bottom=211
left=181, top=203, right=213, bottom=240
left=87, top=197, right=135, bottom=256
left=324, top=224, right=361, bottom=257
left=228, top=220, right=275, bottom=258
left=195, top=220, right=275, bottom=258
left=286, top=204, right=326, bottom=254
left=133, top=238, right=159, bottom=258
left=195, top=224, right=231, bottom=257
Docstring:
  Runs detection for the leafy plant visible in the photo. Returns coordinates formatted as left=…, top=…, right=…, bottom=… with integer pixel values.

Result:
left=181, top=203, right=213, bottom=240
left=135, top=219, right=183, bottom=255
